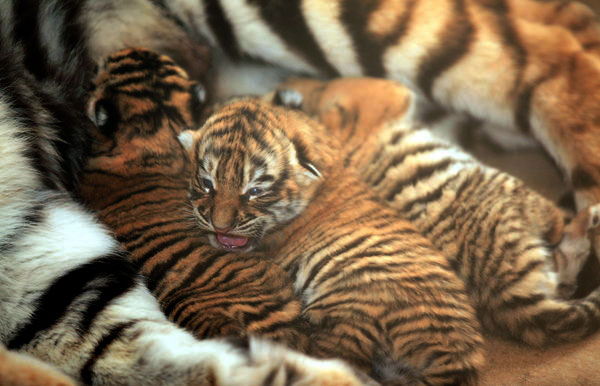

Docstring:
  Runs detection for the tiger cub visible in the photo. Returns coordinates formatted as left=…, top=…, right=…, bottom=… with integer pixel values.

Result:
left=273, top=77, right=600, bottom=346
left=78, top=47, right=375, bottom=386
left=179, top=98, right=484, bottom=384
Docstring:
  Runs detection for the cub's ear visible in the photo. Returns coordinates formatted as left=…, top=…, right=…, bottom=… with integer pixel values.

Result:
left=87, top=97, right=119, bottom=137
left=177, top=130, right=196, bottom=151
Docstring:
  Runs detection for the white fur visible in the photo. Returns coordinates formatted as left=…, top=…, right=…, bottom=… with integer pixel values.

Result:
left=177, top=130, right=195, bottom=151
left=219, top=0, right=319, bottom=74
left=302, top=0, right=362, bottom=76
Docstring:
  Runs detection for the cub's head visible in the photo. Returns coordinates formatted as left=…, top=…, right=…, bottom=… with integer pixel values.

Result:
left=85, top=47, right=206, bottom=175
left=178, top=98, right=329, bottom=252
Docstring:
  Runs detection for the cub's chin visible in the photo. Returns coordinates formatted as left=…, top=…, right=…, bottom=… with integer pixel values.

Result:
left=207, top=232, right=257, bottom=252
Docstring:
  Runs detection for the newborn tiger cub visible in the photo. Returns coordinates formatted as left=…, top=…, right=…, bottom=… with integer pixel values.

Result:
left=273, top=77, right=600, bottom=347
left=179, top=98, right=484, bottom=385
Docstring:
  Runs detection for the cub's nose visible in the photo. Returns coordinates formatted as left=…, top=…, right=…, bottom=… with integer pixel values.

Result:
left=214, top=226, right=233, bottom=233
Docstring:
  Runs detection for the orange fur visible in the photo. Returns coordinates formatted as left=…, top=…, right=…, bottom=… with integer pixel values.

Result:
left=274, top=77, right=600, bottom=346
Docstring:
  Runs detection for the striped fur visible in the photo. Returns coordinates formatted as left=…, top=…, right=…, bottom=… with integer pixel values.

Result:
left=78, top=48, right=374, bottom=386
left=0, top=4, right=369, bottom=385
left=4, top=1, right=600, bottom=249
left=274, top=77, right=600, bottom=346
left=155, top=0, right=600, bottom=255
left=180, top=97, right=484, bottom=384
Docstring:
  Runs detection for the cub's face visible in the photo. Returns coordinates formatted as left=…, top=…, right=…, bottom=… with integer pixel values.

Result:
left=179, top=99, right=322, bottom=252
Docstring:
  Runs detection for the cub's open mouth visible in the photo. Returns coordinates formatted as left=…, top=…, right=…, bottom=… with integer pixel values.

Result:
left=215, top=233, right=250, bottom=249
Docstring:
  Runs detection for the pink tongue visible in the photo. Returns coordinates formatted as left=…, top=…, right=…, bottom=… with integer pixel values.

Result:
left=216, top=233, right=249, bottom=248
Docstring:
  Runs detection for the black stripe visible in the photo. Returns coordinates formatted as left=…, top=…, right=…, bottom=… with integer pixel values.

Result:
left=0, top=55, right=63, bottom=191
left=117, top=218, right=190, bottom=245
left=161, top=249, right=230, bottom=317
left=135, top=235, right=190, bottom=266
left=514, top=68, right=559, bottom=133
left=247, top=0, right=339, bottom=76
left=372, top=143, right=447, bottom=187
left=384, top=158, right=456, bottom=201
left=204, top=0, right=242, bottom=60
left=146, top=241, right=208, bottom=293
left=301, top=235, right=371, bottom=293
left=7, top=254, right=137, bottom=350
left=498, top=293, right=545, bottom=310
left=572, top=166, right=597, bottom=190
left=420, top=173, right=474, bottom=237
left=241, top=300, right=293, bottom=326
left=0, top=199, right=47, bottom=252
left=486, top=0, right=527, bottom=96
left=399, top=171, right=462, bottom=213
left=60, top=0, right=86, bottom=55
left=81, top=321, right=135, bottom=384
left=416, top=0, right=474, bottom=99
left=101, top=184, right=179, bottom=213
left=492, top=259, right=544, bottom=295
left=13, top=0, right=49, bottom=80
left=340, top=0, right=416, bottom=77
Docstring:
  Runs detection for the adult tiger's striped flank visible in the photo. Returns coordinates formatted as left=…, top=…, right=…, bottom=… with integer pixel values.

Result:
left=180, top=96, right=484, bottom=384
left=78, top=47, right=373, bottom=386
left=158, top=0, right=600, bottom=254
left=275, top=77, right=600, bottom=347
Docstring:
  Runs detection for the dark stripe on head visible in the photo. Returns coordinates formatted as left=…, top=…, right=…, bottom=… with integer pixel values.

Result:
left=246, top=0, right=340, bottom=76
left=204, top=0, right=242, bottom=60
left=7, top=254, right=137, bottom=350
left=417, top=0, right=474, bottom=99
left=340, top=0, right=416, bottom=77
left=81, top=321, right=136, bottom=384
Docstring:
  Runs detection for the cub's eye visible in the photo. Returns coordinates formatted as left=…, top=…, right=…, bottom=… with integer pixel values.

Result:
left=200, top=178, right=214, bottom=193
left=247, top=187, right=263, bottom=198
